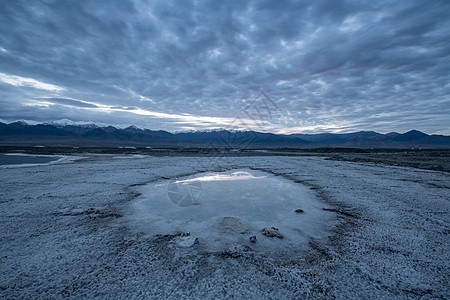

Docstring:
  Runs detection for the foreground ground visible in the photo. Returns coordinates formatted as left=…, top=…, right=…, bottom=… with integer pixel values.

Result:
left=0, top=154, right=449, bottom=299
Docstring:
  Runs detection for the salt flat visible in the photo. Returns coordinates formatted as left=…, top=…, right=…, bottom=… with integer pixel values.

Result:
left=0, top=155, right=448, bottom=299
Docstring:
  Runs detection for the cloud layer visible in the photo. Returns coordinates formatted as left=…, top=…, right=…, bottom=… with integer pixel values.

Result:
left=0, top=0, right=449, bottom=134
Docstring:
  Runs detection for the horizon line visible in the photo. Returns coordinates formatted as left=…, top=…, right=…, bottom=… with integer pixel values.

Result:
left=1, top=119, right=448, bottom=137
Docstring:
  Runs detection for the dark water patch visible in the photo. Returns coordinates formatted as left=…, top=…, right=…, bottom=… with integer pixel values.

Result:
left=0, top=154, right=59, bottom=166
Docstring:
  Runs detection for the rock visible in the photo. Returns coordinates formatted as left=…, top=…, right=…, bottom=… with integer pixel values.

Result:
left=173, top=236, right=199, bottom=247
left=261, top=227, right=284, bottom=238
left=219, top=248, right=243, bottom=258
left=217, top=216, right=249, bottom=233
left=295, top=209, right=304, bottom=213
left=249, top=236, right=257, bottom=243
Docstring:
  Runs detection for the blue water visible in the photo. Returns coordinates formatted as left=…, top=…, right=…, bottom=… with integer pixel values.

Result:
left=0, top=154, right=59, bottom=166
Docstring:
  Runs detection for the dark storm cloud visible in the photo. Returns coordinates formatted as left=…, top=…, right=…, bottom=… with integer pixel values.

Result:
left=0, top=0, right=449, bottom=133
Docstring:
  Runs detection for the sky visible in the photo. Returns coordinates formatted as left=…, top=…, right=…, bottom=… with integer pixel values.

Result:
left=0, top=0, right=449, bottom=134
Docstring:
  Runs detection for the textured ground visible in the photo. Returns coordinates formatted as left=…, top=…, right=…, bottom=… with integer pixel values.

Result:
left=0, top=155, right=449, bottom=299
left=322, top=150, right=450, bottom=172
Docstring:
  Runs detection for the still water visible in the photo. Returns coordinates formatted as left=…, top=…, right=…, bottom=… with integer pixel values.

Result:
left=0, top=154, right=60, bottom=166
left=126, top=169, right=336, bottom=255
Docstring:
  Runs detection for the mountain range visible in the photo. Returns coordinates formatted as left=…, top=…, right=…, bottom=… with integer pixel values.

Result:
left=0, top=120, right=449, bottom=149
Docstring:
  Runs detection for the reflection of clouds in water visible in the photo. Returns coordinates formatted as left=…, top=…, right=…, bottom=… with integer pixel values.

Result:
left=167, top=175, right=202, bottom=207
left=176, top=171, right=266, bottom=184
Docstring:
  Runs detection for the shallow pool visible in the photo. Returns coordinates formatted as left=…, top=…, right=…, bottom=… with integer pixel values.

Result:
left=126, top=169, right=336, bottom=255
left=0, top=153, right=60, bottom=166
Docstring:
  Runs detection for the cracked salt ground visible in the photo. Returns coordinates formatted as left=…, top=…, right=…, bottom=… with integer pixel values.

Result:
left=1, top=155, right=448, bottom=298
left=123, top=169, right=337, bottom=255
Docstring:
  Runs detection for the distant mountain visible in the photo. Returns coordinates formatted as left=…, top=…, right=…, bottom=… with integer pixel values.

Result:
left=385, top=132, right=400, bottom=138
left=390, top=130, right=428, bottom=142
left=0, top=121, right=449, bottom=148
left=43, top=118, right=107, bottom=128
left=176, top=130, right=309, bottom=147
left=0, top=121, right=178, bottom=147
left=290, top=131, right=381, bottom=143
left=289, top=130, right=450, bottom=149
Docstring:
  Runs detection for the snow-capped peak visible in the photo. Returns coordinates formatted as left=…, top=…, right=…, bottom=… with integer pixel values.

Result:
left=3, top=119, right=40, bottom=126
left=174, top=128, right=248, bottom=134
left=124, top=125, right=144, bottom=131
left=43, top=119, right=104, bottom=128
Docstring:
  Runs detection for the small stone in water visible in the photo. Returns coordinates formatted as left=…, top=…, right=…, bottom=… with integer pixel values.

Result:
left=249, top=236, right=257, bottom=243
left=261, top=227, right=284, bottom=238
left=295, top=209, right=304, bottom=213
left=174, top=236, right=199, bottom=247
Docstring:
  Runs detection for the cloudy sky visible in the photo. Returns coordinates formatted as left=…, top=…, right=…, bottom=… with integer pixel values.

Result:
left=0, top=0, right=449, bottom=134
